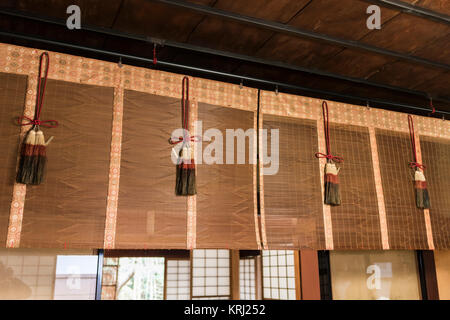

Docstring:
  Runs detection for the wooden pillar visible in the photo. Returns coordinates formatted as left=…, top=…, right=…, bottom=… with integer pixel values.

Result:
left=231, top=250, right=240, bottom=300
left=255, top=255, right=262, bottom=300
left=294, top=251, right=301, bottom=300
left=299, top=249, right=321, bottom=300
left=419, top=250, right=440, bottom=300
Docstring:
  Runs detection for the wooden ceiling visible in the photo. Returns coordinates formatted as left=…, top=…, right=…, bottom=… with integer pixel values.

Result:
left=0, top=0, right=449, bottom=115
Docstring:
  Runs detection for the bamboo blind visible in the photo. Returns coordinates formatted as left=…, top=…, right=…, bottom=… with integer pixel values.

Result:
left=0, top=43, right=449, bottom=250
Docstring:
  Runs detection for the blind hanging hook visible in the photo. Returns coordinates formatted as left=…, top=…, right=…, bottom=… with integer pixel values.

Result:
left=153, top=43, right=157, bottom=66
left=429, top=96, right=435, bottom=115
left=275, top=85, right=279, bottom=95
left=118, top=57, right=123, bottom=68
left=239, top=79, right=243, bottom=89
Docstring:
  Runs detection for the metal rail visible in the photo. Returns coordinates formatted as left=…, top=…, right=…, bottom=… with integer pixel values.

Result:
left=1, top=30, right=448, bottom=116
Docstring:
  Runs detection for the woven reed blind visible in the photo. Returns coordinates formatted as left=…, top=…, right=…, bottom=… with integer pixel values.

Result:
left=420, top=136, right=450, bottom=249
left=328, top=124, right=382, bottom=250
left=115, top=90, right=187, bottom=249
left=20, top=80, right=113, bottom=248
left=262, top=115, right=325, bottom=249
left=0, top=72, right=27, bottom=245
left=375, top=129, right=428, bottom=249
left=196, top=103, right=258, bottom=249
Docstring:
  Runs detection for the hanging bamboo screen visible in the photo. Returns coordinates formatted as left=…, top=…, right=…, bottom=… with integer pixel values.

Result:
left=0, top=72, right=27, bottom=245
left=328, top=124, right=382, bottom=250
left=1, top=44, right=449, bottom=251
left=262, top=115, right=325, bottom=249
left=420, top=136, right=450, bottom=249
left=196, top=101, right=258, bottom=249
left=375, top=129, right=429, bottom=250
left=115, top=90, right=187, bottom=249
left=20, top=79, right=114, bottom=248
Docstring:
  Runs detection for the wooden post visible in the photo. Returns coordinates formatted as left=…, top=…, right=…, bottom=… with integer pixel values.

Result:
left=299, top=249, right=321, bottom=300
left=294, top=251, right=301, bottom=300
left=231, top=250, right=240, bottom=300
left=255, top=255, right=262, bottom=300
left=419, top=250, right=440, bottom=300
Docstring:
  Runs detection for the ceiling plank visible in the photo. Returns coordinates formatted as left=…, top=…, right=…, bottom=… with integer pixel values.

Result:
left=286, top=0, right=399, bottom=41
left=112, top=0, right=212, bottom=43
left=360, top=13, right=449, bottom=55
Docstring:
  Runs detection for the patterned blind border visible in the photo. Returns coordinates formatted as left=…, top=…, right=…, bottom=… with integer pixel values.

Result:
left=1, top=43, right=449, bottom=250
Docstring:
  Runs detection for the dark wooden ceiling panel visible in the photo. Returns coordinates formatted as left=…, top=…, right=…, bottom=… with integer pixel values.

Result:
left=187, top=17, right=274, bottom=54
left=214, top=0, right=311, bottom=23
left=367, top=61, right=444, bottom=89
left=287, top=0, right=399, bottom=41
left=360, top=13, right=449, bottom=58
left=255, top=33, right=344, bottom=68
left=15, top=0, right=123, bottom=27
left=413, top=71, right=450, bottom=100
left=316, top=49, right=396, bottom=79
left=112, top=0, right=213, bottom=42
left=413, top=0, right=450, bottom=16
left=414, top=33, right=450, bottom=65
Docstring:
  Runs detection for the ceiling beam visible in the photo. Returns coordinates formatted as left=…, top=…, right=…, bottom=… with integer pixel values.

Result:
left=363, top=0, right=450, bottom=25
left=1, top=30, right=449, bottom=116
left=149, top=0, right=450, bottom=71
left=1, top=8, right=449, bottom=105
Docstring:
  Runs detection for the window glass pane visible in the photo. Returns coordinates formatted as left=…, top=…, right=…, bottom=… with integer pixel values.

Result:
left=0, top=249, right=97, bottom=300
left=116, top=257, right=164, bottom=300
left=435, top=250, right=450, bottom=300
left=54, top=255, right=98, bottom=300
left=329, top=251, right=421, bottom=300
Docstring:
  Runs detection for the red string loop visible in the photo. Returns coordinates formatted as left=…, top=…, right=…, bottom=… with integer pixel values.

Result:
left=153, top=44, right=157, bottom=65
left=408, top=115, right=425, bottom=170
left=17, top=52, right=58, bottom=129
left=169, top=76, right=199, bottom=145
left=315, top=101, right=343, bottom=163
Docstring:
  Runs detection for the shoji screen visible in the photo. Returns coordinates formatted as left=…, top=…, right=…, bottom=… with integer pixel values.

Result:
left=115, top=90, right=187, bottom=249
left=239, top=256, right=256, bottom=300
left=191, top=249, right=230, bottom=299
left=420, top=136, right=450, bottom=249
left=261, top=250, right=297, bottom=300
left=21, top=80, right=113, bottom=248
left=0, top=72, right=27, bottom=245
left=165, top=258, right=191, bottom=300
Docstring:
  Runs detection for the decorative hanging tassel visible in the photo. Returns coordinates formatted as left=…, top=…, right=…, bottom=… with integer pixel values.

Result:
left=315, top=101, right=343, bottom=206
left=16, top=52, right=58, bottom=185
left=408, top=115, right=430, bottom=209
left=169, top=77, right=198, bottom=196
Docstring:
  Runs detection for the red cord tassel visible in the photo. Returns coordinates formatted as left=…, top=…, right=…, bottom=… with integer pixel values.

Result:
left=170, top=77, right=197, bottom=196
left=16, top=52, right=58, bottom=185
left=315, top=101, right=343, bottom=206
left=408, top=115, right=430, bottom=209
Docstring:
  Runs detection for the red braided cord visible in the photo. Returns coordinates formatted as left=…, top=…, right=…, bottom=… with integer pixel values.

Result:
left=169, top=76, right=200, bottom=145
left=315, top=101, right=343, bottom=163
left=17, top=52, right=58, bottom=128
left=408, top=115, right=425, bottom=170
